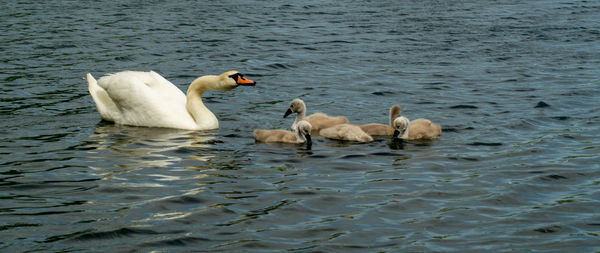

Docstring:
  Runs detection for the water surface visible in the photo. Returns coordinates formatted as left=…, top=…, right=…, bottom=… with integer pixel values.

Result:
left=1, top=0, right=599, bottom=252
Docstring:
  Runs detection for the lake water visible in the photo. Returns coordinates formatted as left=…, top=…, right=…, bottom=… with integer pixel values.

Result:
left=1, top=0, right=599, bottom=252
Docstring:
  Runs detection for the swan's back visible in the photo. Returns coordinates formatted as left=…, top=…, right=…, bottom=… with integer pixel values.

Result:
left=305, top=113, right=349, bottom=130
left=98, top=71, right=186, bottom=104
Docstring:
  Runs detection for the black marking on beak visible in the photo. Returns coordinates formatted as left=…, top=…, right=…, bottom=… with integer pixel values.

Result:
left=229, top=73, right=256, bottom=86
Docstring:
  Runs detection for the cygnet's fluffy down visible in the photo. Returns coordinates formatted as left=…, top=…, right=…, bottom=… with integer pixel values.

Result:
left=282, top=98, right=348, bottom=131
left=408, top=118, right=442, bottom=139
left=305, top=113, right=349, bottom=131
left=319, top=123, right=373, bottom=143
left=392, top=116, right=441, bottom=140
left=359, top=123, right=394, bottom=136
left=359, top=105, right=402, bottom=136
left=254, top=120, right=313, bottom=147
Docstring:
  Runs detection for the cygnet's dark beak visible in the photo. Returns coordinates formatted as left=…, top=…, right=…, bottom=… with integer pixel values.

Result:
left=283, top=108, right=293, bottom=118
left=392, top=130, right=400, bottom=139
left=304, top=134, right=312, bottom=150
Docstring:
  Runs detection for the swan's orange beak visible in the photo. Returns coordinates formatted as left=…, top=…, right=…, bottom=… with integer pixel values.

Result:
left=236, top=75, right=256, bottom=86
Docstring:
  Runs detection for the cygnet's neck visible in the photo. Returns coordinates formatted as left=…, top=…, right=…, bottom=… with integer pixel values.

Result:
left=292, top=107, right=306, bottom=130
left=389, top=105, right=402, bottom=126
left=400, top=121, right=410, bottom=139
left=294, top=126, right=306, bottom=143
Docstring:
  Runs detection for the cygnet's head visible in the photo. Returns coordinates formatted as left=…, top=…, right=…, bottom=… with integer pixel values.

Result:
left=283, top=98, right=306, bottom=118
left=217, top=70, right=256, bottom=91
left=392, top=116, right=410, bottom=139
left=294, top=119, right=313, bottom=148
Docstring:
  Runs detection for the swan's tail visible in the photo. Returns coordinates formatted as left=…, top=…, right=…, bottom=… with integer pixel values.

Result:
left=86, top=73, right=97, bottom=92
left=86, top=73, right=117, bottom=122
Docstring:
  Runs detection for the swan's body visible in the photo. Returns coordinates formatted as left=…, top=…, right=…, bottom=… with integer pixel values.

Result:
left=392, top=116, right=442, bottom=140
left=360, top=105, right=402, bottom=136
left=86, top=70, right=255, bottom=130
left=320, top=123, right=373, bottom=143
left=253, top=120, right=313, bottom=147
left=305, top=113, right=349, bottom=131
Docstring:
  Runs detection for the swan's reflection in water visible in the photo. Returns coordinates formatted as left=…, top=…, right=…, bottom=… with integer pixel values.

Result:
left=86, top=122, right=217, bottom=170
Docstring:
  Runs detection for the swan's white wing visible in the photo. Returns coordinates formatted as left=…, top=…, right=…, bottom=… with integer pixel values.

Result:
left=96, top=71, right=195, bottom=129
left=145, top=71, right=187, bottom=103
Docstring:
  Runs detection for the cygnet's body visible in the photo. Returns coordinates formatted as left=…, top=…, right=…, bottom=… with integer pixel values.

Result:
left=320, top=123, right=373, bottom=143
left=408, top=118, right=442, bottom=139
left=253, top=120, right=312, bottom=147
left=392, top=116, right=442, bottom=140
left=305, top=113, right=349, bottom=131
left=360, top=105, right=402, bottom=136
left=359, top=123, right=394, bottom=136
left=283, top=99, right=348, bottom=131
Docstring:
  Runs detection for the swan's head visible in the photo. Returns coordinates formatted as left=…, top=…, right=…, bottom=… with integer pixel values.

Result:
left=392, top=116, right=410, bottom=139
left=217, top=70, right=256, bottom=91
left=294, top=120, right=313, bottom=149
left=283, top=98, right=306, bottom=118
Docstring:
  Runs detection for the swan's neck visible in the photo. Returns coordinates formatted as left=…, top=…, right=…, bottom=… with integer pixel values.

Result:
left=189, top=75, right=221, bottom=93
left=186, top=76, right=219, bottom=129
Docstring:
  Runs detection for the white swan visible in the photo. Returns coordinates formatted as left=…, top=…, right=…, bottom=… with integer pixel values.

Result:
left=253, top=120, right=313, bottom=148
left=359, top=104, right=402, bottom=136
left=86, top=70, right=255, bottom=130
left=392, top=116, right=442, bottom=140
left=283, top=98, right=349, bottom=131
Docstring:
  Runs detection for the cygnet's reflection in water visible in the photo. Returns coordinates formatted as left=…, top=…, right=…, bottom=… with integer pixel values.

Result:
left=86, top=122, right=217, bottom=169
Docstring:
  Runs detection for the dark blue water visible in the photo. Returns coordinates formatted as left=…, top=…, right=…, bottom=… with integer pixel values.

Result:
left=1, top=0, right=599, bottom=252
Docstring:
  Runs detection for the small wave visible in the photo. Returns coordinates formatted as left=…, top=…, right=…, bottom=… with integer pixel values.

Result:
left=450, top=105, right=478, bottom=109
left=534, top=225, right=563, bottom=233
left=72, top=227, right=162, bottom=241
left=534, top=101, right=550, bottom=108
left=542, top=174, right=568, bottom=180
left=551, top=116, right=571, bottom=121
left=164, top=195, right=207, bottom=204
left=467, top=142, right=502, bottom=146
left=371, top=91, right=395, bottom=96
left=0, top=223, right=41, bottom=231
left=340, top=154, right=367, bottom=159
left=140, top=236, right=211, bottom=247
left=114, top=56, right=135, bottom=61
left=369, top=152, right=399, bottom=156
left=265, top=63, right=294, bottom=70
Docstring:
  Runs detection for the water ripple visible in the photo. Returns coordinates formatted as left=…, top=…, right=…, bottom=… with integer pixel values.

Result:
left=1, top=0, right=599, bottom=252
